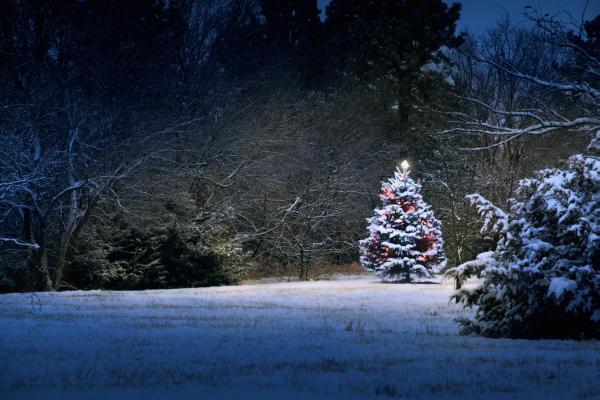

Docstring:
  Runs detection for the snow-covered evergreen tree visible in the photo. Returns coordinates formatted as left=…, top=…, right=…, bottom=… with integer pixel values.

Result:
left=359, top=162, right=446, bottom=282
left=448, top=146, right=600, bottom=338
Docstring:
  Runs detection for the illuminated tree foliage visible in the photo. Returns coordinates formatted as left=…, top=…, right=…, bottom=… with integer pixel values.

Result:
left=360, top=163, right=446, bottom=282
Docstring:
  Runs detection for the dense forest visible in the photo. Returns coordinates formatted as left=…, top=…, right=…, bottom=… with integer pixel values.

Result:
left=0, top=0, right=597, bottom=295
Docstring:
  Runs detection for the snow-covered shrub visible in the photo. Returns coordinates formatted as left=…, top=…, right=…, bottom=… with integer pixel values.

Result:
left=359, top=164, right=446, bottom=282
left=71, top=223, right=247, bottom=290
left=160, top=225, right=247, bottom=287
left=449, top=154, right=600, bottom=338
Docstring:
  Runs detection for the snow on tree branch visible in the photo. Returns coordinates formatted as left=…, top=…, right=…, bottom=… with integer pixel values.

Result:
left=0, top=237, right=39, bottom=249
left=465, top=194, right=508, bottom=239
left=476, top=57, right=600, bottom=98
left=443, top=14, right=600, bottom=149
left=451, top=153, right=600, bottom=338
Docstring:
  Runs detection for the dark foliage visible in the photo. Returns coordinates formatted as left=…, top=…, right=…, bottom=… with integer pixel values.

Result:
left=70, top=223, right=246, bottom=290
left=325, top=0, right=463, bottom=120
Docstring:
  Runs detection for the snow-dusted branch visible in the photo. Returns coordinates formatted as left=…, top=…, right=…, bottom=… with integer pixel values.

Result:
left=476, top=57, right=600, bottom=99
left=443, top=15, right=600, bottom=148
left=441, top=113, right=600, bottom=146
left=0, top=237, right=39, bottom=249
left=465, top=193, right=508, bottom=239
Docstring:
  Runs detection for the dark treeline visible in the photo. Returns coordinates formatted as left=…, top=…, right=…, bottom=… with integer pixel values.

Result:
left=0, top=0, right=593, bottom=292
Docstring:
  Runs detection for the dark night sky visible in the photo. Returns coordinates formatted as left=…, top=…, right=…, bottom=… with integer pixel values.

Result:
left=317, top=0, right=600, bottom=32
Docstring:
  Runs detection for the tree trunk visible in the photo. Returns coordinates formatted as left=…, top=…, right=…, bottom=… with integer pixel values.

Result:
left=30, top=219, right=53, bottom=291
left=455, top=276, right=461, bottom=290
left=53, top=126, right=82, bottom=288
left=40, top=249, right=53, bottom=290
left=298, top=247, right=306, bottom=281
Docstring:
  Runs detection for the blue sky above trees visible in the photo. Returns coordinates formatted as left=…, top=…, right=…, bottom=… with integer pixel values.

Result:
left=317, top=0, right=600, bottom=32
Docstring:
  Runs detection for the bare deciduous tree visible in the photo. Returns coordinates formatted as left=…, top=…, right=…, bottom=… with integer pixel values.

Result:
left=444, top=12, right=599, bottom=148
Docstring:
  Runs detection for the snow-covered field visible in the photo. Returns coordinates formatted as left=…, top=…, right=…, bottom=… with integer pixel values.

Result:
left=1, top=274, right=599, bottom=400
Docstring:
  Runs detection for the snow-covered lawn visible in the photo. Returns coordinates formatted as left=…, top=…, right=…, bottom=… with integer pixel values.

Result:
left=1, top=274, right=598, bottom=400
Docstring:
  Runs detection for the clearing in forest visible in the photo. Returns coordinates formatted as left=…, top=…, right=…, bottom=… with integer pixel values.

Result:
left=0, top=275, right=598, bottom=399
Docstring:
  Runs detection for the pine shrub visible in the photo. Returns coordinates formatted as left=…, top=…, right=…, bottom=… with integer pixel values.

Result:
left=448, top=154, right=600, bottom=339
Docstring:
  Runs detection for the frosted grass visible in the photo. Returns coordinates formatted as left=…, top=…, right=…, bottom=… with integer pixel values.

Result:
left=1, top=275, right=598, bottom=399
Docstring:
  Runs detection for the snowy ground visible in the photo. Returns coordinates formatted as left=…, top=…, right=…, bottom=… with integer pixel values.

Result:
left=1, top=274, right=599, bottom=400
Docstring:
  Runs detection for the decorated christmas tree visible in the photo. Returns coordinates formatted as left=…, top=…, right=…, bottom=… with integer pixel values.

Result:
left=359, top=161, right=446, bottom=282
